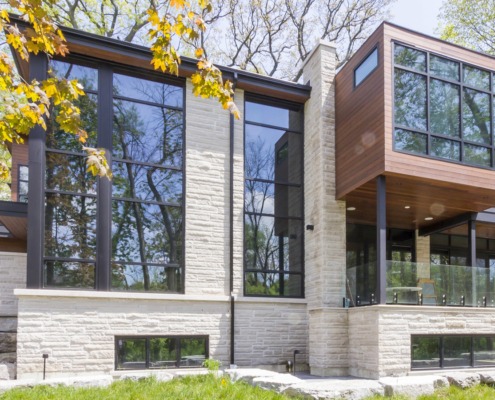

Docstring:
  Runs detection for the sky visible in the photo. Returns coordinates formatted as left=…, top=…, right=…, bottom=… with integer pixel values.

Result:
left=388, top=0, right=445, bottom=37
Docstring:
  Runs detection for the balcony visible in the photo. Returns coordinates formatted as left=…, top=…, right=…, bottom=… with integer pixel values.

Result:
left=346, top=261, right=495, bottom=307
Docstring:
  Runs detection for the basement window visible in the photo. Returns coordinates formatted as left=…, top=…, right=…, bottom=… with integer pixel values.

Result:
left=412, top=335, right=495, bottom=369
left=354, top=47, right=378, bottom=87
left=115, top=336, right=208, bottom=370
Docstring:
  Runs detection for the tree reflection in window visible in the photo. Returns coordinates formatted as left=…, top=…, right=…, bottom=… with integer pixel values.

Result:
left=393, top=43, right=494, bottom=168
left=244, top=99, right=304, bottom=297
left=112, top=73, right=183, bottom=293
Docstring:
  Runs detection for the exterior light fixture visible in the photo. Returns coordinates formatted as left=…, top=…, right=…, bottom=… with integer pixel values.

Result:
left=347, top=207, right=356, bottom=211
left=404, top=205, right=410, bottom=209
left=424, top=217, right=433, bottom=221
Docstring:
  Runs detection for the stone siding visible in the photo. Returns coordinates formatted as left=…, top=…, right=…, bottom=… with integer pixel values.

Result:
left=349, top=305, right=495, bottom=379
left=0, top=253, right=26, bottom=317
left=235, top=299, right=308, bottom=370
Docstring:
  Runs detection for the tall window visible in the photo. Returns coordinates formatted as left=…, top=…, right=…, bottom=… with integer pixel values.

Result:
left=244, top=97, right=304, bottom=297
left=18, top=165, right=28, bottom=203
left=43, top=60, right=184, bottom=292
left=393, top=43, right=494, bottom=168
left=112, top=73, right=184, bottom=292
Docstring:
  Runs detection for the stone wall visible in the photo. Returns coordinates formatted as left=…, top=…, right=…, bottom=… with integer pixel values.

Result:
left=349, top=305, right=495, bottom=379
left=0, top=253, right=26, bottom=317
left=235, top=299, right=308, bottom=370
left=302, top=40, right=348, bottom=375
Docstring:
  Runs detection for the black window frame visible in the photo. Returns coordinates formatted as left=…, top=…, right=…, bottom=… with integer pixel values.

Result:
left=34, top=54, right=186, bottom=293
left=243, top=94, right=305, bottom=298
left=115, top=335, right=209, bottom=370
left=411, top=334, right=495, bottom=370
left=354, top=46, right=379, bottom=88
left=392, top=41, right=495, bottom=170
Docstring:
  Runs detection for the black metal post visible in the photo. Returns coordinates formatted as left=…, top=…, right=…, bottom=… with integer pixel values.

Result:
left=42, top=354, right=48, bottom=380
left=293, top=350, right=299, bottom=375
left=376, top=176, right=387, bottom=304
left=26, top=54, right=48, bottom=289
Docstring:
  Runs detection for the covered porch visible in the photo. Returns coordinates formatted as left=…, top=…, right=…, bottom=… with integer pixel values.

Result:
left=344, top=174, right=495, bottom=307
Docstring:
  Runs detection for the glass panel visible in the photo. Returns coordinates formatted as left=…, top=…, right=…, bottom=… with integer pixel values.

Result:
left=46, top=152, right=97, bottom=194
left=386, top=261, right=420, bottom=304
left=113, top=100, right=183, bottom=167
left=44, top=194, right=97, bottom=259
left=463, top=88, right=491, bottom=144
left=244, top=181, right=302, bottom=218
left=112, top=201, right=182, bottom=264
left=355, top=48, right=378, bottom=86
left=116, top=338, right=146, bottom=370
left=451, top=235, right=468, bottom=248
left=431, top=234, right=449, bottom=247
left=443, top=336, right=471, bottom=368
left=19, top=165, right=28, bottom=181
left=44, top=261, right=95, bottom=289
left=244, top=215, right=303, bottom=272
left=431, top=137, right=460, bottom=161
left=394, top=129, right=427, bottom=154
left=245, top=272, right=302, bottom=296
left=411, top=336, right=440, bottom=369
left=463, top=144, right=491, bottom=167
left=150, top=338, right=177, bottom=368
left=429, top=55, right=459, bottom=81
left=394, top=69, right=427, bottom=130
left=394, top=44, right=426, bottom=72
left=112, top=162, right=182, bottom=204
left=474, top=337, right=495, bottom=367
left=245, top=102, right=302, bottom=131
left=430, top=79, right=460, bottom=137
left=179, top=338, right=207, bottom=367
left=463, top=65, right=490, bottom=91
left=18, top=181, right=28, bottom=203
left=50, top=60, right=98, bottom=91
left=111, top=264, right=182, bottom=292
left=46, top=93, right=98, bottom=150
left=114, top=73, right=183, bottom=108
left=245, top=125, right=302, bottom=183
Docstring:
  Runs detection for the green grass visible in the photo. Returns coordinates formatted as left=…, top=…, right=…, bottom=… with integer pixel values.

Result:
left=0, top=374, right=299, bottom=400
left=365, top=383, right=495, bottom=400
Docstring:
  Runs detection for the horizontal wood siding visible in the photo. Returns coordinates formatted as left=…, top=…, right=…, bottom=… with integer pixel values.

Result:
left=383, top=23, right=495, bottom=191
left=335, top=25, right=385, bottom=199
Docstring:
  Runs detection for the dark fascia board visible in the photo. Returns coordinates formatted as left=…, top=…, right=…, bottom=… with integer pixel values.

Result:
left=8, top=15, right=311, bottom=103
left=0, top=200, right=27, bottom=217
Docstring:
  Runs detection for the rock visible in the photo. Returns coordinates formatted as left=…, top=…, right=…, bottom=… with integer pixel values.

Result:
left=479, top=371, right=495, bottom=384
left=119, top=372, right=174, bottom=382
left=252, top=374, right=302, bottom=392
left=225, top=368, right=279, bottom=385
left=283, top=378, right=385, bottom=400
left=443, top=372, right=480, bottom=389
left=380, top=375, right=448, bottom=398
left=0, top=333, right=16, bottom=353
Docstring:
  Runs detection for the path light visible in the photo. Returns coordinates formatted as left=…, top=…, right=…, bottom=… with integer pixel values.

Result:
left=42, top=354, right=48, bottom=380
left=293, top=350, right=300, bottom=375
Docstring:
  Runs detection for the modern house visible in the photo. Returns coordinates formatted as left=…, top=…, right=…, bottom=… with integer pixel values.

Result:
left=1, top=19, right=495, bottom=380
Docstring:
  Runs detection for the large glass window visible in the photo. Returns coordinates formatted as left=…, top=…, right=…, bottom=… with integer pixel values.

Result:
left=412, top=335, right=495, bottom=370
left=112, top=73, right=183, bottom=293
left=393, top=43, right=494, bottom=168
left=244, top=98, right=304, bottom=297
left=44, top=60, right=184, bottom=292
left=116, top=336, right=207, bottom=370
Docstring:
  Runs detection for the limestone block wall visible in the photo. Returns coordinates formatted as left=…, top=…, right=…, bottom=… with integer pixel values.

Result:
left=235, top=299, right=308, bottom=370
left=349, top=305, right=495, bottom=379
left=184, top=81, right=231, bottom=296
left=15, top=291, right=231, bottom=380
left=0, top=252, right=26, bottom=317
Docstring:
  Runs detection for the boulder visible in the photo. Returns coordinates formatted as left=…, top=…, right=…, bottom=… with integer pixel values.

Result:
left=380, top=375, right=448, bottom=398
left=443, top=372, right=480, bottom=389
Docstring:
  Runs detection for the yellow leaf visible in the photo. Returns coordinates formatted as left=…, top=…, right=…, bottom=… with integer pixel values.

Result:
left=195, top=48, right=204, bottom=58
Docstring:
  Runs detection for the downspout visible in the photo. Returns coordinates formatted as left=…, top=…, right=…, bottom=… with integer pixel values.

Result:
left=230, top=72, right=238, bottom=366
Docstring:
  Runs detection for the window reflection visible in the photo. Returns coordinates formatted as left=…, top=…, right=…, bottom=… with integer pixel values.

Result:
left=462, top=88, right=491, bottom=144
left=429, top=55, right=459, bottom=81
left=463, top=65, right=490, bottom=91
left=394, top=69, right=427, bottom=131
left=244, top=100, right=304, bottom=297
left=394, top=129, right=426, bottom=155
left=394, top=44, right=426, bottom=72
left=46, top=152, right=97, bottom=194
left=430, top=79, right=460, bottom=138
left=431, top=137, right=460, bottom=161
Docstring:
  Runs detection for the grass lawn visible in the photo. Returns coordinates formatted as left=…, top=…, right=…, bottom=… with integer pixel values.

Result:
left=366, top=384, right=495, bottom=400
left=0, top=374, right=300, bottom=400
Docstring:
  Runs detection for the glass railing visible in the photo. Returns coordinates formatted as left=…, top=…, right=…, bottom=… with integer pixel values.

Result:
left=345, top=261, right=495, bottom=307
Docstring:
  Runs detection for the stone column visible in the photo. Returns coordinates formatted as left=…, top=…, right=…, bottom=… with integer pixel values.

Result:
left=302, top=40, right=348, bottom=376
left=416, top=230, right=431, bottom=279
